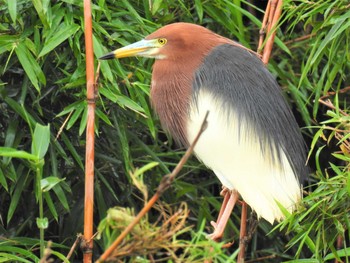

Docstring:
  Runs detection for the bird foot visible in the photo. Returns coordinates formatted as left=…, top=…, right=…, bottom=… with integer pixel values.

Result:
left=208, top=220, right=224, bottom=241
left=220, top=186, right=230, bottom=196
left=208, top=221, right=234, bottom=247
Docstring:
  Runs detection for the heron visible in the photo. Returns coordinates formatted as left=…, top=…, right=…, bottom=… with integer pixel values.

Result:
left=100, top=22, right=307, bottom=242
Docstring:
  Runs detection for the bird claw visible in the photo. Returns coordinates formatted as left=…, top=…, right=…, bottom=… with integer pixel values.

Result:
left=220, top=187, right=230, bottom=196
left=210, top=220, right=218, bottom=228
left=208, top=220, right=223, bottom=241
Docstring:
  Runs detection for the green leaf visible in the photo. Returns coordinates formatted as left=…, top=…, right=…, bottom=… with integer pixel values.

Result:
left=4, top=98, right=36, bottom=128
left=41, top=176, right=65, bottom=192
left=31, top=123, right=50, bottom=159
left=0, top=246, right=39, bottom=262
left=43, top=192, right=58, bottom=220
left=39, top=23, right=80, bottom=57
left=194, top=0, right=203, bottom=22
left=7, top=174, right=27, bottom=223
left=134, top=162, right=159, bottom=177
left=36, top=217, right=48, bottom=229
left=310, top=13, right=350, bottom=65
left=0, top=168, right=8, bottom=191
left=96, top=108, right=113, bottom=126
left=31, top=0, right=49, bottom=28
left=0, top=253, right=33, bottom=263
left=324, top=247, right=350, bottom=260
left=15, top=43, right=41, bottom=91
left=116, top=95, right=146, bottom=115
left=79, top=106, right=88, bottom=136
left=121, top=0, right=144, bottom=24
left=67, top=102, right=85, bottom=129
left=0, top=147, right=38, bottom=160
left=7, top=0, right=17, bottom=23
left=151, top=0, right=162, bottom=15
left=332, top=153, right=350, bottom=162
left=52, top=183, right=69, bottom=211
left=60, top=132, right=84, bottom=170
left=49, top=250, right=70, bottom=263
left=93, top=35, right=114, bottom=82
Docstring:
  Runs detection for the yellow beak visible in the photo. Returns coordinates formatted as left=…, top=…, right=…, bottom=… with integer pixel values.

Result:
left=99, top=39, right=159, bottom=60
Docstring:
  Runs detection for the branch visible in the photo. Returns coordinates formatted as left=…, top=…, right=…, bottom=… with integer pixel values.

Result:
left=96, top=111, right=209, bottom=263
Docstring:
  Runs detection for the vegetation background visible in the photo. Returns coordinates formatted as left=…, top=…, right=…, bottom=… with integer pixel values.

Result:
left=0, top=0, right=349, bottom=262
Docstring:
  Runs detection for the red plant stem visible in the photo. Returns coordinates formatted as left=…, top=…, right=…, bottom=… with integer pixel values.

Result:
left=237, top=201, right=248, bottom=262
left=83, top=0, right=95, bottom=262
left=258, top=0, right=271, bottom=54
left=262, top=0, right=283, bottom=64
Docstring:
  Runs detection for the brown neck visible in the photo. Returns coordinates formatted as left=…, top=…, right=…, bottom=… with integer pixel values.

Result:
left=150, top=60, right=194, bottom=146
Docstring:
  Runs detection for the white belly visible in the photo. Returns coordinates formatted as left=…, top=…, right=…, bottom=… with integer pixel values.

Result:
left=186, top=89, right=301, bottom=223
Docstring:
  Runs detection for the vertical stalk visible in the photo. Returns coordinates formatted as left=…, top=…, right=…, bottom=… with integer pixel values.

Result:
left=36, top=165, right=44, bottom=258
left=83, top=0, right=95, bottom=262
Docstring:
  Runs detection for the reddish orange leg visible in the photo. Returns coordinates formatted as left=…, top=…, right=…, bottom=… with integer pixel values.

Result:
left=209, top=190, right=239, bottom=241
left=215, top=188, right=230, bottom=223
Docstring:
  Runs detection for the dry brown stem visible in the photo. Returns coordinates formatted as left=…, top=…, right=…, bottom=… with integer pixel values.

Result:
left=96, top=112, right=209, bottom=262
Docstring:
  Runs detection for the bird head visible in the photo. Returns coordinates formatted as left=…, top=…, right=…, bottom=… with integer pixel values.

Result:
left=99, top=23, right=228, bottom=62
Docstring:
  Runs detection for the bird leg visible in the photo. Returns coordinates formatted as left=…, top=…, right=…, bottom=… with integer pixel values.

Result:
left=209, top=189, right=239, bottom=241
left=215, top=187, right=231, bottom=223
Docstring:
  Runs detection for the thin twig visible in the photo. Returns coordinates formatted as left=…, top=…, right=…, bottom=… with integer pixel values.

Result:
left=55, top=110, right=73, bottom=140
left=319, top=86, right=350, bottom=100
left=96, top=111, right=209, bottom=263
left=66, top=234, right=83, bottom=261
left=318, top=99, right=349, bottom=116
left=246, top=254, right=277, bottom=263
left=284, top=33, right=316, bottom=45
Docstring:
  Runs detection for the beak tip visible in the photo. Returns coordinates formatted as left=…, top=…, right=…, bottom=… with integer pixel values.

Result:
left=99, top=52, right=115, bottom=60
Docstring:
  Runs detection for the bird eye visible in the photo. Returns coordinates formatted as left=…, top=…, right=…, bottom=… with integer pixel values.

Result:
left=157, top=38, right=167, bottom=45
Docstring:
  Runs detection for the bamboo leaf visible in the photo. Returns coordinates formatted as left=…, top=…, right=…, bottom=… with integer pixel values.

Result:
left=310, top=18, right=347, bottom=65
left=41, top=176, right=65, bottom=192
left=44, top=192, right=58, bottom=221
left=31, top=0, right=49, bottom=28
left=0, top=246, right=39, bottom=262
left=67, top=102, right=85, bottom=129
left=15, top=43, right=41, bottom=91
left=7, top=174, right=27, bottom=223
left=39, top=23, right=80, bottom=57
left=7, top=0, right=17, bottom=23
left=79, top=106, right=88, bottom=136
left=31, top=123, right=50, bottom=159
left=52, top=183, right=70, bottom=211
left=0, top=168, right=8, bottom=191
left=0, top=253, right=33, bottom=263
left=324, top=247, right=350, bottom=260
left=96, top=108, right=113, bottom=126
